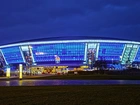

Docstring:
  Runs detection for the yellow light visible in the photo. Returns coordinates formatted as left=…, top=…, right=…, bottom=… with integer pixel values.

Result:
left=6, top=68, right=10, bottom=78
left=19, top=64, right=23, bottom=79
left=19, top=80, right=23, bottom=86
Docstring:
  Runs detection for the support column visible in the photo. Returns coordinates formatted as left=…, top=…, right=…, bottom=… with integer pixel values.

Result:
left=19, top=64, right=23, bottom=80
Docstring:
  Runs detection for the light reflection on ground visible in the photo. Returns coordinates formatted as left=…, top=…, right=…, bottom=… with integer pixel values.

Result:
left=0, top=80, right=140, bottom=86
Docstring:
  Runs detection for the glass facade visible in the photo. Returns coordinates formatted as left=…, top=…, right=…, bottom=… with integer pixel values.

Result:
left=0, top=40, right=140, bottom=66
left=98, top=43, right=124, bottom=61
left=129, top=45, right=139, bottom=62
left=135, top=46, right=140, bottom=61
left=121, top=44, right=139, bottom=64
left=1, top=46, right=25, bottom=64
left=31, top=43, right=85, bottom=62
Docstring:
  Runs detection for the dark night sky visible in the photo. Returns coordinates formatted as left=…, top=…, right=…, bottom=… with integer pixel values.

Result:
left=0, top=0, right=140, bottom=45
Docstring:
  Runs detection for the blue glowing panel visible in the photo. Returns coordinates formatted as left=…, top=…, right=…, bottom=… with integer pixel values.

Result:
left=134, top=47, right=140, bottom=61
left=32, top=43, right=85, bottom=62
left=1, top=46, right=24, bottom=64
left=98, top=43, right=125, bottom=60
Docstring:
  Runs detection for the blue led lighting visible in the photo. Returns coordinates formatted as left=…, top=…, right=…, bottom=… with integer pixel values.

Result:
left=1, top=46, right=24, bottom=64
left=98, top=43, right=124, bottom=60
left=32, top=43, right=85, bottom=62
left=135, top=47, right=140, bottom=61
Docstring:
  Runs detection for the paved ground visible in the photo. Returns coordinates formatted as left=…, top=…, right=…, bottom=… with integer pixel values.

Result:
left=0, top=74, right=53, bottom=80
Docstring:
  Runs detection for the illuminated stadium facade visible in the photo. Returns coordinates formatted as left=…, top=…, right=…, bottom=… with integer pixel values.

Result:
left=0, top=36, right=140, bottom=71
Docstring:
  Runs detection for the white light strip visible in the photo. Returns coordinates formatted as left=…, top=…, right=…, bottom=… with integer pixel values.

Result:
left=19, top=46, right=26, bottom=63
left=29, top=45, right=35, bottom=63
left=0, top=40, right=140, bottom=48
left=0, top=49, right=8, bottom=65
left=84, top=43, right=88, bottom=61
left=96, top=43, right=100, bottom=60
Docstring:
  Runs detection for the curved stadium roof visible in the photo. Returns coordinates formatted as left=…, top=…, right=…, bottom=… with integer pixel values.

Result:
left=0, top=36, right=140, bottom=48
left=9, top=36, right=131, bottom=43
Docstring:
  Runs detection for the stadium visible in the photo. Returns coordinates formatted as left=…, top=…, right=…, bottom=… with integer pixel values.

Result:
left=0, top=36, right=140, bottom=74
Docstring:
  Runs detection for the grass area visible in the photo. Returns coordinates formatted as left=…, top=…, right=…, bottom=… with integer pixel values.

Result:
left=24, top=74, right=140, bottom=80
left=0, top=85, right=140, bottom=105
